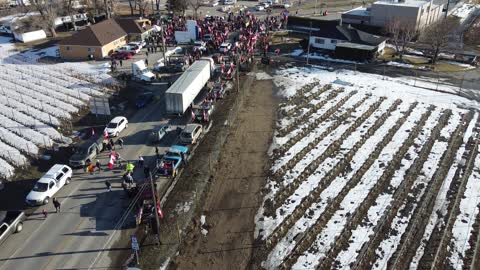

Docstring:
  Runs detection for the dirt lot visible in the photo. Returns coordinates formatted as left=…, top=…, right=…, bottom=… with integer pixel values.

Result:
left=170, top=76, right=276, bottom=269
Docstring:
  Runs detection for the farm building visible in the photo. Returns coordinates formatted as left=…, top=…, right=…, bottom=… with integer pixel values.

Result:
left=58, top=18, right=152, bottom=60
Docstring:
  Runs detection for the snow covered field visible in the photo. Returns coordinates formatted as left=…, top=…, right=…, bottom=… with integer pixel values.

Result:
left=0, top=36, right=113, bottom=179
left=255, top=67, right=480, bottom=269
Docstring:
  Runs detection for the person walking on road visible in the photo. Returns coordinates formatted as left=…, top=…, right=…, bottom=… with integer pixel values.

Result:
left=126, top=172, right=134, bottom=188
left=96, top=160, right=101, bottom=172
left=52, top=198, right=61, bottom=213
left=42, top=209, right=48, bottom=219
left=105, top=180, right=112, bottom=192
left=138, top=156, right=144, bottom=167
left=109, top=138, right=115, bottom=150
left=155, top=146, right=160, bottom=159
left=119, top=59, right=123, bottom=67
left=118, top=138, right=124, bottom=149
left=144, top=165, right=150, bottom=178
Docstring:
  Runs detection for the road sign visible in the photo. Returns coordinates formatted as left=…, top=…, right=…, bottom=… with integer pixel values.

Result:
left=89, top=97, right=111, bottom=115
left=131, top=235, right=140, bottom=251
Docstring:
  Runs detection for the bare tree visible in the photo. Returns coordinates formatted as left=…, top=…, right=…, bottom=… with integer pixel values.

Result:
left=61, top=0, right=79, bottom=31
left=419, top=18, right=459, bottom=64
left=170, top=0, right=187, bottom=15
left=32, top=0, right=60, bottom=37
left=135, top=0, right=150, bottom=17
left=189, top=0, right=201, bottom=19
left=385, top=17, right=417, bottom=60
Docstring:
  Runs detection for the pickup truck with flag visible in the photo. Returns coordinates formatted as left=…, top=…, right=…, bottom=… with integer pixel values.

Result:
left=156, top=145, right=189, bottom=177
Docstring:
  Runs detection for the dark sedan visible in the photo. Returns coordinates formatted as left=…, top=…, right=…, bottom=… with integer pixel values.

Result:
left=135, top=92, right=154, bottom=108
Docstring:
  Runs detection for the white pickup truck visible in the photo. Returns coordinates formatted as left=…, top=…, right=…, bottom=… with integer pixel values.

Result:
left=26, top=164, right=72, bottom=206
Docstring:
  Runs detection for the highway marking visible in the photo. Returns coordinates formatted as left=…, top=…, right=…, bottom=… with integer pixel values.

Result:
left=0, top=178, right=88, bottom=270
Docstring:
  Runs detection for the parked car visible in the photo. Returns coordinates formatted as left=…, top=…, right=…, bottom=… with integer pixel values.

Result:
left=116, top=45, right=139, bottom=55
left=0, top=25, right=13, bottom=35
left=69, top=136, right=105, bottom=167
left=203, top=33, right=214, bottom=42
left=25, top=165, right=72, bottom=206
left=255, top=5, right=265, bottom=11
left=213, top=81, right=229, bottom=98
left=193, top=40, right=207, bottom=52
left=192, top=102, right=214, bottom=122
left=180, top=124, right=203, bottom=144
left=128, top=41, right=146, bottom=49
left=111, top=51, right=133, bottom=60
left=104, top=116, right=128, bottom=137
left=261, top=2, right=270, bottom=8
left=219, top=42, right=232, bottom=53
left=0, top=211, right=26, bottom=246
left=150, top=124, right=170, bottom=143
left=165, top=145, right=189, bottom=160
left=283, top=2, right=292, bottom=8
left=135, top=92, right=154, bottom=108
left=209, top=1, right=219, bottom=6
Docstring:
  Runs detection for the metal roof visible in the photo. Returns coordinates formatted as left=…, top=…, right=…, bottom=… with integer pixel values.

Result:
left=165, top=59, right=211, bottom=94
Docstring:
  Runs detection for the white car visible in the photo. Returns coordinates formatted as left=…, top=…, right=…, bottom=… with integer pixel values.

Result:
left=283, top=2, right=292, bottom=8
left=219, top=42, right=232, bottom=53
left=104, top=116, right=128, bottom=137
left=203, top=34, right=214, bottom=42
left=209, top=1, right=219, bottom=6
left=193, top=40, right=207, bottom=51
left=128, top=41, right=146, bottom=50
left=116, top=45, right=140, bottom=55
left=262, top=2, right=270, bottom=8
left=255, top=5, right=265, bottom=11
left=26, top=164, right=72, bottom=206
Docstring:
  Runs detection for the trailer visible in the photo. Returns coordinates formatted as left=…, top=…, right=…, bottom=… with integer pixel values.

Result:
left=165, top=57, right=214, bottom=114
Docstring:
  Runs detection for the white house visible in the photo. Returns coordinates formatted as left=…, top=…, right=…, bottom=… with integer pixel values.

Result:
left=307, top=22, right=386, bottom=54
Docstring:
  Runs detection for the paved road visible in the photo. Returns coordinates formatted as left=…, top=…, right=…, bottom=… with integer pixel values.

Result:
left=0, top=91, right=187, bottom=270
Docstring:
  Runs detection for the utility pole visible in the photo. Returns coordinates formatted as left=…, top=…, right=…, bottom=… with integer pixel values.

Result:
left=444, top=0, right=450, bottom=20
left=149, top=171, right=161, bottom=246
left=306, top=21, right=312, bottom=65
left=160, top=21, right=167, bottom=65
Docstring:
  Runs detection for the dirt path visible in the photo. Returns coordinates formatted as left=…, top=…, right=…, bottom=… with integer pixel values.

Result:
left=173, top=78, right=277, bottom=269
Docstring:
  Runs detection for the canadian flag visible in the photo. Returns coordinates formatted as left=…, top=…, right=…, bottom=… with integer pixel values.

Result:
left=191, top=109, right=195, bottom=121
left=221, top=62, right=226, bottom=74
left=108, top=153, right=116, bottom=170
left=226, top=62, right=234, bottom=77
left=103, top=130, right=108, bottom=140
left=203, top=109, right=207, bottom=122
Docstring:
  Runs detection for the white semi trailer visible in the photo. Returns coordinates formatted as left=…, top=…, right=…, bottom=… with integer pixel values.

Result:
left=165, top=57, right=214, bottom=114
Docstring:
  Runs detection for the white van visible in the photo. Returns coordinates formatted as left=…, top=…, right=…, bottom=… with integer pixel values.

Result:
left=26, top=164, right=72, bottom=206
left=180, top=124, right=203, bottom=145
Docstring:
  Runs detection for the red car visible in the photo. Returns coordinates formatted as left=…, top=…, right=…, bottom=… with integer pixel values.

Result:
left=111, top=51, right=133, bottom=60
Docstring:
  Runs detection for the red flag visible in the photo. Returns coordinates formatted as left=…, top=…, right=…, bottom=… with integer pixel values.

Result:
left=103, top=130, right=108, bottom=140
left=191, top=109, right=195, bottom=121
left=108, top=153, right=116, bottom=169
left=203, top=109, right=207, bottom=122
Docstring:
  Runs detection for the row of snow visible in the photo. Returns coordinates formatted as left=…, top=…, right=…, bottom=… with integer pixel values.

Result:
left=256, top=67, right=480, bottom=269
left=0, top=38, right=110, bottom=179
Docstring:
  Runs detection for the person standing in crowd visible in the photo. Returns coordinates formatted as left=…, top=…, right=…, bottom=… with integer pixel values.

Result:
left=118, top=138, right=124, bottom=149
left=96, top=160, right=101, bottom=172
